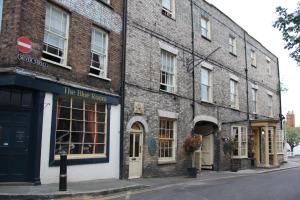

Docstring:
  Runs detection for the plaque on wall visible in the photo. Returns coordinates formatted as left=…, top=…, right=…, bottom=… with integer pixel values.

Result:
left=148, top=137, right=157, bottom=156
left=134, top=102, right=144, bottom=114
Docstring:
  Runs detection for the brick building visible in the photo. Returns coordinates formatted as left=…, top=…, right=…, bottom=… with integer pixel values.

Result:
left=0, top=0, right=123, bottom=184
left=286, top=111, right=295, bottom=128
left=122, top=0, right=283, bottom=178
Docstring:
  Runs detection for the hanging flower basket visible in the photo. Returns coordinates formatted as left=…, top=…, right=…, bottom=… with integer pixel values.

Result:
left=183, top=134, right=203, bottom=154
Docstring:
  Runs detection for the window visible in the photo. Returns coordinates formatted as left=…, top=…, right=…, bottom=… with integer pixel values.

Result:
left=90, top=27, right=108, bottom=78
left=55, top=96, right=107, bottom=159
left=0, top=0, right=3, bottom=31
left=276, top=130, right=284, bottom=154
left=266, top=57, right=271, bottom=76
left=159, top=118, right=176, bottom=162
left=201, top=17, right=211, bottom=40
left=230, top=79, right=238, bottom=109
left=100, top=0, right=110, bottom=4
left=232, top=126, right=248, bottom=158
left=160, top=50, right=176, bottom=93
left=43, top=4, right=69, bottom=66
left=201, top=67, right=212, bottom=102
left=162, top=0, right=175, bottom=18
left=251, top=50, right=256, bottom=66
left=252, top=88, right=257, bottom=113
left=268, top=127, right=273, bottom=154
left=268, top=94, right=273, bottom=117
left=229, top=35, right=236, bottom=55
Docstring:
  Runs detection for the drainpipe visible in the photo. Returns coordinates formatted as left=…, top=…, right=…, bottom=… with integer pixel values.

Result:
left=276, top=58, right=283, bottom=129
left=243, top=31, right=250, bottom=121
left=119, top=0, right=128, bottom=179
left=190, top=0, right=195, bottom=121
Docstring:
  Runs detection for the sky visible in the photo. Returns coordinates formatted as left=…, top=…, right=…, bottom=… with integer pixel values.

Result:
left=206, top=0, right=300, bottom=126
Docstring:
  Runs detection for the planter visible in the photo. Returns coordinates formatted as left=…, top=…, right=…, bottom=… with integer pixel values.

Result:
left=187, top=167, right=198, bottom=178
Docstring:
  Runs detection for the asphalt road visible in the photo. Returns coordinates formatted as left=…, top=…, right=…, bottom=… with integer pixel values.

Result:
left=107, top=167, right=300, bottom=200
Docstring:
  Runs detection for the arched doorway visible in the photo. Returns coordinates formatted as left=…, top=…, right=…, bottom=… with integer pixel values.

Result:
left=193, top=116, right=219, bottom=170
left=128, top=122, right=144, bottom=179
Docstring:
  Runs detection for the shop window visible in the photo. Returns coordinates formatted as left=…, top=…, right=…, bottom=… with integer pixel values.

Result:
left=268, top=127, right=273, bottom=154
left=43, top=3, right=69, bottom=66
left=55, top=96, right=107, bottom=160
left=231, top=126, right=248, bottom=158
left=276, top=130, right=283, bottom=154
left=0, top=88, right=32, bottom=107
left=159, top=118, right=176, bottom=162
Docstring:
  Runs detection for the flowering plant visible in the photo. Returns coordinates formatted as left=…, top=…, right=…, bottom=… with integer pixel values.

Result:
left=183, top=134, right=203, bottom=154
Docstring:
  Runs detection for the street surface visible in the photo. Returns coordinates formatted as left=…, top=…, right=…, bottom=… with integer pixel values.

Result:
left=105, top=167, right=300, bottom=200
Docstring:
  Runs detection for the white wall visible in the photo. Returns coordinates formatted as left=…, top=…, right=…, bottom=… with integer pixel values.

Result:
left=40, top=93, right=120, bottom=184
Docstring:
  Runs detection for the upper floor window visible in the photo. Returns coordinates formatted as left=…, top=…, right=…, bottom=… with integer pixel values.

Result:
left=232, top=126, right=248, bottom=158
left=252, top=88, right=257, bottom=114
left=229, top=35, right=237, bottom=55
left=250, top=50, right=256, bottom=67
left=100, top=0, right=110, bottom=4
left=0, top=0, right=3, bottom=32
left=160, top=50, right=176, bottom=93
left=201, top=16, right=211, bottom=40
left=43, top=3, right=69, bottom=66
left=266, top=57, right=271, bottom=76
left=159, top=118, right=176, bottom=163
left=201, top=67, right=212, bottom=102
left=162, top=0, right=175, bottom=18
left=89, top=27, right=108, bottom=79
left=230, top=79, right=238, bottom=109
left=268, top=94, right=273, bottom=117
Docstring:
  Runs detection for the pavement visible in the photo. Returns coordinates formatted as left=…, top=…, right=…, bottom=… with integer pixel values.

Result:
left=1, top=157, right=300, bottom=200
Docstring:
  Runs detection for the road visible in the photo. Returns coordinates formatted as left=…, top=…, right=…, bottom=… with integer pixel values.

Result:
left=105, top=167, right=300, bottom=200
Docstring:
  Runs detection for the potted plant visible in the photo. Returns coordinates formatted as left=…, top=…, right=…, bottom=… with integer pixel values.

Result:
left=223, top=136, right=239, bottom=172
left=183, top=133, right=202, bottom=177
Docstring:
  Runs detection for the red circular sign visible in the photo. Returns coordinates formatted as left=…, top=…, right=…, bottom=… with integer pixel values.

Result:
left=17, top=37, right=32, bottom=54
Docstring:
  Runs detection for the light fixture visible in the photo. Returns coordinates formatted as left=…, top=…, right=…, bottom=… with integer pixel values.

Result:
left=261, top=128, right=265, bottom=135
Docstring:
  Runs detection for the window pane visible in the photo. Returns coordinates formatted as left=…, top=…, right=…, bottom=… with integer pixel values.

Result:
left=0, top=88, right=11, bottom=105
left=162, top=0, right=171, bottom=10
left=0, top=0, right=3, bottom=31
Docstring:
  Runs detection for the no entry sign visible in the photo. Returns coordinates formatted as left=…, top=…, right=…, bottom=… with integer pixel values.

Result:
left=17, top=37, right=32, bottom=54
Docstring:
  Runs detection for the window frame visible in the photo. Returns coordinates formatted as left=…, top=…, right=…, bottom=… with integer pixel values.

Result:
left=49, top=95, right=111, bottom=166
left=266, top=57, right=272, bottom=76
left=250, top=49, right=256, bottom=67
left=158, top=118, right=177, bottom=163
left=229, top=35, right=237, bottom=55
left=0, top=0, right=3, bottom=32
left=200, top=67, right=212, bottom=102
left=89, top=27, right=109, bottom=79
left=252, top=88, right=257, bottom=114
left=267, top=94, right=273, bottom=117
left=276, top=130, right=284, bottom=154
left=160, top=49, right=176, bottom=94
left=42, top=3, right=70, bottom=67
left=268, top=127, right=274, bottom=154
left=200, top=16, right=211, bottom=40
left=231, top=126, right=248, bottom=159
left=230, top=79, right=239, bottom=109
left=161, top=0, right=175, bottom=18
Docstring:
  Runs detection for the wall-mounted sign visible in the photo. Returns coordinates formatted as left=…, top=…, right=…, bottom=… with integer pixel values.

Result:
left=148, top=137, right=157, bottom=156
left=134, top=102, right=144, bottom=114
left=17, top=37, right=32, bottom=54
left=17, top=53, right=48, bottom=68
left=63, top=87, right=107, bottom=103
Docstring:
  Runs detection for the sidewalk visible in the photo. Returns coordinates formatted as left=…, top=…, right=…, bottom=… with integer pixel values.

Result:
left=1, top=159, right=299, bottom=200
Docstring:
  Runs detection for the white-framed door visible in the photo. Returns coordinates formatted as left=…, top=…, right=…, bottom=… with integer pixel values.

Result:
left=201, top=134, right=214, bottom=169
left=128, top=123, right=143, bottom=179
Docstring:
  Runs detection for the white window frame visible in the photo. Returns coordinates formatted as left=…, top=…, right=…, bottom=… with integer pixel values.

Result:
left=0, top=0, right=3, bottom=32
left=276, top=130, right=284, bottom=154
left=229, top=35, right=237, bottom=55
left=43, top=3, right=70, bottom=67
left=200, top=67, right=212, bottom=102
left=158, top=118, right=177, bottom=163
left=232, top=126, right=248, bottom=158
left=160, top=49, right=176, bottom=93
left=89, top=27, right=109, bottom=79
left=200, top=16, right=211, bottom=40
left=251, top=49, right=256, bottom=67
left=101, top=0, right=110, bottom=4
left=266, top=57, right=272, bottom=76
left=252, top=88, right=257, bottom=114
left=230, top=79, right=239, bottom=109
left=268, top=93, right=273, bottom=117
left=162, top=0, right=175, bottom=18
left=268, top=127, right=274, bottom=154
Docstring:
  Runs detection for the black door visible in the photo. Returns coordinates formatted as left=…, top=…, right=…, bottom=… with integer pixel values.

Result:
left=0, top=111, right=31, bottom=182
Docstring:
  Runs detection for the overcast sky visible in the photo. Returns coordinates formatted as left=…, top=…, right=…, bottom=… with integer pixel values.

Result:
left=206, top=0, right=300, bottom=126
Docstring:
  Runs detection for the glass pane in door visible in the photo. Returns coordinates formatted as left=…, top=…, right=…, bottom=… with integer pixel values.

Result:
left=135, top=134, right=140, bottom=157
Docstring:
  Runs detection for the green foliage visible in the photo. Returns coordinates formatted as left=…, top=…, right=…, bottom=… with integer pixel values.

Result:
left=286, top=127, right=300, bottom=151
left=273, top=3, right=300, bottom=65
left=223, top=136, right=238, bottom=157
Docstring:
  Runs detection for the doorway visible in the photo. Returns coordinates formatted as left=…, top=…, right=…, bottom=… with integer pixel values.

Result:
left=128, top=123, right=143, bottom=179
left=201, top=134, right=214, bottom=169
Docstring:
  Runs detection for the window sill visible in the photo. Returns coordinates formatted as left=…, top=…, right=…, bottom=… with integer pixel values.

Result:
left=41, top=58, right=71, bottom=70
left=95, top=0, right=113, bottom=10
left=158, top=159, right=176, bottom=165
left=159, top=89, right=176, bottom=96
left=201, top=35, right=211, bottom=42
left=89, top=73, right=111, bottom=82
left=229, top=52, right=237, bottom=57
left=201, top=100, right=214, bottom=105
left=251, top=64, right=257, bottom=68
left=230, top=106, right=240, bottom=111
left=161, top=9, right=176, bottom=21
left=232, top=156, right=248, bottom=159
